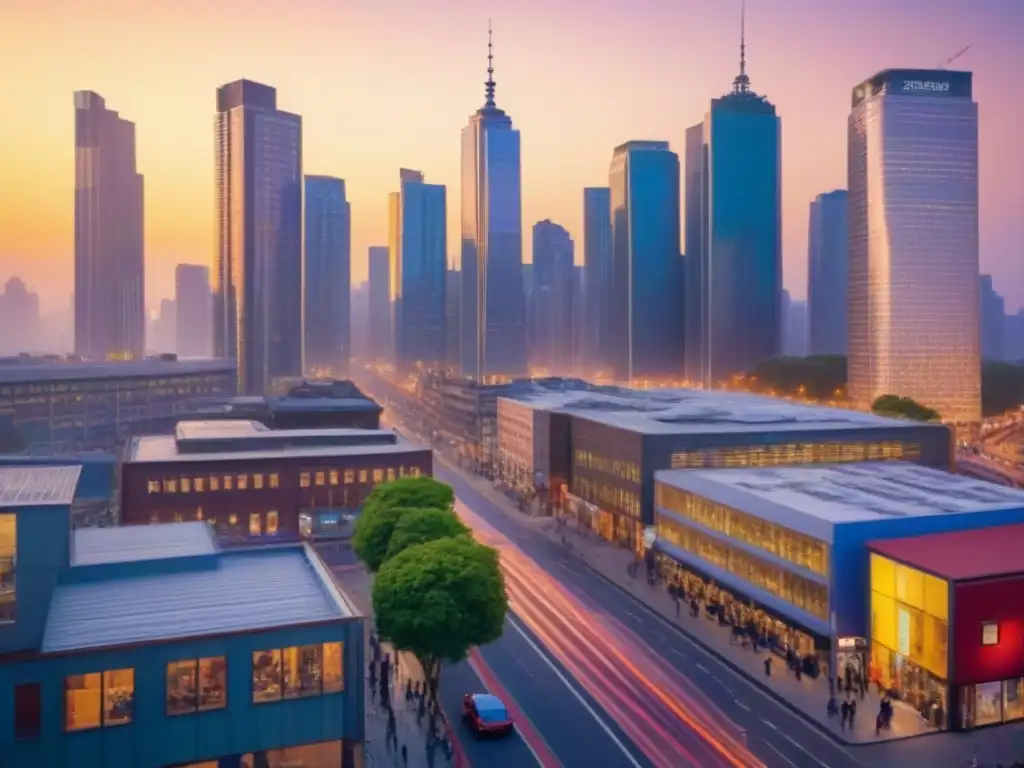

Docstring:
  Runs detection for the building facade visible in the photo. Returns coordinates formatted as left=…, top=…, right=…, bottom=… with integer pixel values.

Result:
left=214, top=80, right=303, bottom=395
left=608, top=141, right=682, bottom=384
left=807, top=190, right=849, bottom=356
left=530, top=220, right=575, bottom=375
left=847, top=69, right=980, bottom=423
left=304, top=176, right=352, bottom=377
left=582, top=188, right=613, bottom=376
left=388, top=170, right=447, bottom=372
left=174, top=265, right=212, bottom=359
left=460, top=31, right=527, bottom=380
left=980, top=275, right=1005, bottom=362
left=367, top=247, right=391, bottom=363
left=683, top=124, right=707, bottom=384
left=74, top=91, right=145, bottom=362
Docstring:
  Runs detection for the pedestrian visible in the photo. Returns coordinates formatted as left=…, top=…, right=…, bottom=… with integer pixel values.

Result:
left=763, top=657, right=772, bottom=678
left=675, top=594, right=681, bottom=617
left=401, top=744, right=408, bottom=764
left=849, top=697, right=857, bottom=728
left=827, top=697, right=838, bottom=719
left=840, top=699, right=850, bottom=730
left=405, top=678, right=413, bottom=701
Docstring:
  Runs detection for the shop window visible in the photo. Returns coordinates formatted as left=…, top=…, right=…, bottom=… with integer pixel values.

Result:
left=249, top=513, right=262, bottom=537
left=329, top=470, right=339, bottom=486
left=1005, top=679, right=1024, bottom=722
left=198, top=656, right=227, bottom=711
left=252, top=650, right=282, bottom=703
left=300, top=472, right=311, bottom=489
left=267, top=511, right=279, bottom=536
left=194, top=477, right=205, bottom=493
left=315, top=472, right=326, bottom=487
left=0, top=513, right=16, bottom=623
left=181, top=478, right=191, bottom=493
left=344, top=470, right=355, bottom=484
left=323, top=642, right=344, bottom=692
left=147, top=480, right=161, bottom=494
left=974, top=681, right=1003, bottom=726
left=269, top=473, right=279, bottom=489
left=103, top=669, right=134, bottom=725
left=253, top=474, right=264, bottom=489
left=167, top=661, right=198, bottom=715
left=14, top=682, right=41, bottom=740
left=283, top=645, right=322, bottom=699
left=982, top=621, right=999, bottom=646
left=237, top=475, right=248, bottom=490
left=65, top=673, right=102, bottom=731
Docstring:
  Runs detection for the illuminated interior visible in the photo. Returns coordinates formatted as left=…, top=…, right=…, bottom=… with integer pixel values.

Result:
left=669, top=440, right=920, bottom=469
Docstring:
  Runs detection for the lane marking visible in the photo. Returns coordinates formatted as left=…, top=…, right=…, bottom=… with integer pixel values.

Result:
left=734, top=700, right=751, bottom=712
left=507, top=615, right=644, bottom=768
left=696, top=663, right=709, bottom=673
left=777, top=730, right=833, bottom=768
left=624, top=610, right=644, bottom=622
left=670, top=648, right=687, bottom=659
left=761, top=739, right=799, bottom=768
left=761, top=719, right=778, bottom=730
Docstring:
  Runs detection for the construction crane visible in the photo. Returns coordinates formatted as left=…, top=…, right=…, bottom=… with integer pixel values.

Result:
left=938, top=44, right=972, bottom=69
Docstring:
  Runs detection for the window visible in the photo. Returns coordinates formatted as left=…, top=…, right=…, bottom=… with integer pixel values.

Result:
left=267, top=511, right=279, bottom=536
left=344, top=470, right=354, bottom=484
left=168, top=656, right=226, bottom=715
left=323, top=642, right=344, bottom=692
left=983, top=622, right=1000, bottom=646
left=249, top=513, right=262, bottom=536
left=147, top=480, right=161, bottom=494
left=181, top=478, right=191, bottom=493
left=223, top=476, right=233, bottom=491
left=252, top=649, right=283, bottom=702
left=164, top=479, right=177, bottom=493
left=386, top=468, right=396, bottom=482
left=237, top=475, right=248, bottom=490
left=300, top=472, right=311, bottom=488
left=210, top=476, right=220, bottom=491
left=194, top=477, right=205, bottom=492
left=269, top=473, right=279, bottom=489
left=228, top=513, right=238, bottom=526
left=0, top=513, right=16, bottom=623
left=104, top=669, right=134, bottom=725
left=14, top=682, right=41, bottom=740
left=65, top=669, right=132, bottom=730
left=167, top=661, right=197, bottom=715
left=358, top=470, right=368, bottom=484
left=199, top=656, right=227, bottom=711
left=315, top=471, right=326, bottom=487
left=373, top=469, right=384, bottom=483
left=253, top=474, right=264, bottom=489
left=329, top=470, right=339, bottom=486
left=283, top=645, right=322, bottom=698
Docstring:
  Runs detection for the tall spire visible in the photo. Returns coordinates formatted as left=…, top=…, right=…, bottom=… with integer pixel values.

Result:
left=732, top=0, right=751, bottom=93
left=484, top=20, right=497, bottom=108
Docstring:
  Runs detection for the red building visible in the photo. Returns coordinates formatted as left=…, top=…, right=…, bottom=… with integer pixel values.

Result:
left=122, top=420, right=432, bottom=542
left=869, top=523, right=1024, bottom=731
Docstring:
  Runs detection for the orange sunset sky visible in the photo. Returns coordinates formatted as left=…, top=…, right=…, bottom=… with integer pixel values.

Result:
left=0, top=0, right=1022, bottom=316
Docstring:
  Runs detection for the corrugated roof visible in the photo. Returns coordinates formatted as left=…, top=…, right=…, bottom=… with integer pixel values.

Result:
left=0, top=358, right=235, bottom=385
left=42, top=547, right=353, bottom=653
left=0, top=465, right=81, bottom=507
left=72, top=522, right=217, bottom=566
left=870, top=523, right=1024, bottom=581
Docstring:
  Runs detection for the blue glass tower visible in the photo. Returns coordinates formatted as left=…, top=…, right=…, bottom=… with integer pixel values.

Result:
left=583, top=187, right=613, bottom=375
left=530, top=220, right=575, bottom=373
left=807, top=189, right=848, bottom=355
left=608, top=141, right=683, bottom=383
left=685, top=12, right=781, bottom=386
left=303, top=175, right=351, bottom=376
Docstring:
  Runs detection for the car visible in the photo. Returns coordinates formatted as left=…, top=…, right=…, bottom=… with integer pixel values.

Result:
left=462, top=692, right=514, bottom=736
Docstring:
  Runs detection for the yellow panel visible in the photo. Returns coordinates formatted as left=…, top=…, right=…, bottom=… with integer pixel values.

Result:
left=923, top=573, right=949, bottom=621
left=922, top=614, right=948, bottom=680
left=871, top=591, right=897, bottom=651
left=870, top=554, right=896, bottom=598
left=895, top=564, right=925, bottom=610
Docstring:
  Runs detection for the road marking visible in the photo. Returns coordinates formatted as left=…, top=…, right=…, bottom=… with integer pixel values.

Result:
left=670, top=648, right=687, bottom=659
left=696, top=663, right=709, bottom=673
left=776, top=730, right=832, bottom=768
left=624, top=609, right=644, bottom=622
left=761, top=739, right=799, bottom=768
left=734, top=700, right=751, bottom=712
left=507, top=615, right=644, bottom=768
left=761, top=718, right=778, bottom=730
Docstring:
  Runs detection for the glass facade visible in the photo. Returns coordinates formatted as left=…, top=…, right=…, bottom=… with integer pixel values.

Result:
left=959, top=679, right=1024, bottom=728
left=848, top=69, right=980, bottom=423
left=570, top=448, right=641, bottom=550
left=583, top=187, right=613, bottom=373
left=304, top=176, right=351, bottom=376
left=0, top=513, right=14, bottom=623
left=180, top=740, right=351, bottom=768
left=669, top=440, right=919, bottom=470
left=64, top=668, right=135, bottom=731
left=807, top=190, right=849, bottom=355
left=167, top=656, right=227, bottom=715
left=252, top=643, right=344, bottom=703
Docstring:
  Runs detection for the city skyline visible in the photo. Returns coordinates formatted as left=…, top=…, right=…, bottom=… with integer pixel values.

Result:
left=2, top=0, right=1022, bottom=315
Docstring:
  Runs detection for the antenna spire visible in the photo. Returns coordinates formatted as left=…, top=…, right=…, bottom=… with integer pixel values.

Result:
left=485, top=20, right=496, bottom=108
left=733, top=0, right=751, bottom=93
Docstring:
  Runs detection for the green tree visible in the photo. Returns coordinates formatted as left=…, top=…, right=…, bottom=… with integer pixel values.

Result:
left=386, top=507, right=470, bottom=560
left=372, top=536, right=507, bottom=702
left=871, top=394, right=940, bottom=422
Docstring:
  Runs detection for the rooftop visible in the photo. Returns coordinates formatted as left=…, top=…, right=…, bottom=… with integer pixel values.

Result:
left=655, top=462, right=1024, bottom=542
left=0, top=465, right=81, bottom=507
left=0, top=357, right=236, bottom=385
left=71, top=522, right=218, bottom=567
left=43, top=544, right=356, bottom=653
left=870, top=523, right=1024, bottom=582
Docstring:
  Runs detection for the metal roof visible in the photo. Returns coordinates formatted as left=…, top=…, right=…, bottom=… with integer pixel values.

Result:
left=42, top=545, right=356, bottom=653
left=0, top=358, right=235, bottom=385
left=71, top=522, right=218, bottom=566
left=0, top=465, right=81, bottom=507
left=869, top=523, right=1024, bottom=582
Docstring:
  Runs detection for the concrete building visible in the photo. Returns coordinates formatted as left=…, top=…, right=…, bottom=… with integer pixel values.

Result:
left=174, top=265, right=212, bottom=358
left=304, top=176, right=352, bottom=377
left=367, top=247, right=391, bottom=363
left=807, top=190, right=848, bottom=355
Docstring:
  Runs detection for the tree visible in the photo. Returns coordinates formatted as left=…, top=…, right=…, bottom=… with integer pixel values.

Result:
left=372, top=536, right=507, bottom=702
left=871, top=394, right=940, bottom=422
left=386, top=507, right=470, bottom=561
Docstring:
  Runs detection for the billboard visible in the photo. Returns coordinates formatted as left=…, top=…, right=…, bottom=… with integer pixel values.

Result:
left=851, top=69, right=972, bottom=108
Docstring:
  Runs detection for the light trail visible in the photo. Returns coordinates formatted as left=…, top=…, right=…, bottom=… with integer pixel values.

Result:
left=457, top=500, right=766, bottom=768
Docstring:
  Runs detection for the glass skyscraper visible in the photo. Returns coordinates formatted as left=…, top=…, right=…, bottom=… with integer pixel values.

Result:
left=807, top=189, right=848, bottom=355
left=389, top=169, right=447, bottom=371
left=608, top=141, right=682, bottom=383
left=304, top=175, right=351, bottom=376
left=367, top=246, right=391, bottom=363
left=847, top=69, right=980, bottom=423
left=530, top=219, right=575, bottom=374
left=460, top=29, right=527, bottom=380
left=175, top=264, right=211, bottom=358
left=213, top=80, right=303, bottom=395
left=583, top=187, right=613, bottom=376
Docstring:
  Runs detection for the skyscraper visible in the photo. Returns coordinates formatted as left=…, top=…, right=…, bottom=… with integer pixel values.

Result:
left=460, top=26, right=527, bottom=380
left=0, top=278, right=41, bottom=355
left=175, top=263, right=212, bottom=358
left=445, top=265, right=461, bottom=371
left=74, top=91, right=145, bottom=361
left=304, top=175, right=351, bottom=376
left=807, top=190, right=849, bottom=355
left=609, top=141, right=682, bottom=383
left=367, top=246, right=391, bottom=363
left=530, top=220, right=575, bottom=374
left=979, top=275, right=1005, bottom=362
left=686, top=9, right=781, bottom=385
left=683, top=124, right=707, bottom=384
left=388, top=169, right=447, bottom=371
left=213, top=80, right=303, bottom=395
left=582, top=187, right=612, bottom=375
left=848, top=69, right=980, bottom=422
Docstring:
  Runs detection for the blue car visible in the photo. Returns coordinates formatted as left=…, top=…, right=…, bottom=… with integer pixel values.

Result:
left=462, top=692, right=514, bottom=736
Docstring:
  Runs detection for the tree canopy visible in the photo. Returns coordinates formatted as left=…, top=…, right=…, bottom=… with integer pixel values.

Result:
left=871, top=394, right=940, bottom=422
left=386, top=507, right=470, bottom=561
left=372, top=535, right=508, bottom=698
left=747, top=355, right=847, bottom=400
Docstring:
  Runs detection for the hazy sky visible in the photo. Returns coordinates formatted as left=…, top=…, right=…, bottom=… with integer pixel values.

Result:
left=1, top=0, right=1021, bottom=315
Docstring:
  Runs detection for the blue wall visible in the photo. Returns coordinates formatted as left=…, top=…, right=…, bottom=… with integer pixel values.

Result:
left=0, top=621, right=364, bottom=768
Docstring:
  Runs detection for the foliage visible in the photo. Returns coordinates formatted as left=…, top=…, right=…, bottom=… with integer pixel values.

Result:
left=981, top=361, right=1024, bottom=417
left=871, top=394, right=940, bottom=422
left=386, top=507, right=470, bottom=561
left=372, top=536, right=508, bottom=700
left=747, top=355, right=847, bottom=400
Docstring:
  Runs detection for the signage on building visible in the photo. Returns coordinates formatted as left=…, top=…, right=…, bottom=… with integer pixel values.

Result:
left=901, top=80, right=950, bottom=93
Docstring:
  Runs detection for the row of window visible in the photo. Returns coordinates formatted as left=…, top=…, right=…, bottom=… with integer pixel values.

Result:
left=668, top=441, right=920, bottom=470
left=0, top=513, right=15, bottom=624
left=147, top=466, right=422, bottom=495
left=153, top=509, right=282, bottom=536
left=574, top=450, right=641, bottom=484
left=572, top=476, right=641, bottom=519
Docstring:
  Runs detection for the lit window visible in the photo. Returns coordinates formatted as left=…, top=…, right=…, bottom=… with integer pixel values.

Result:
left=210, top=476, right=220, bottom=491
left=1, top=513, right=17, bottom=623
left=180, top=478, right=191, bottom=493
left=147, top=480, right=161, bottom=494
left=198, top=656, right=227, bottom=711
left=398, top=466, right=406, bottom=477
left=195, top=507, right=204, bottom=521
left=253, top=474, right=264, bottom=489
left=315, top=471, right=326, bottom=487
left=329, top=470, right=339, bottom=486
left=386, top=468, right=396, bottom=482
left=267, top=511, right=279, bottom=536
left=103, top=669, right=133, bottom=725
left=344, top=470, right=355, bottom=484
left=283, top=645, right=322, bottom=699
left=166, top=661, right=197, bottom=716
left=269, top=473, right=279, bottom=488
left=164, top=479, right=177, bottom=493
left=300, top=472, right=311, bottom=488
left=373, top=469, right=384, bottom=483
left=65, top=673, right=102, bottom=731
left=228, top=513, right=238, bottom=526
left=411, top=467, right=421, bottom=478
left=237, top=475, right=248, bottom=490
left=194, top=477, right=205, bottom=492
left=223, top=476, right=233, bottom=491
left=323, top=642, right=344, bottom=693
left=252, top=650, right=282, bottom=703
left=983, top=622, right=1000, bottom=646
left=249, top=513, right=262, bottom=536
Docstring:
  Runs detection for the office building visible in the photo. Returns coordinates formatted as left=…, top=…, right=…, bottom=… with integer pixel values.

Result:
left=174, top=264, right=212, bottom=358
left=530, top=220, right=575, bottom=374
left=388, top=170, right=447, bottom=371
left=460, top=27, right=527, bottom=379
left=206, top=379, right=381, bottom=432
left=0, top=279, right=41, bottom=356
left=783, top=292, right=808, bottom=357
left=150, top=299, right=177, bottom=354
left=807, top=190, right=849, bottom=355
left=0, top=465, right=366, bottom=767
left=583, top=187, right=613, bottom=375
left=214, top=80, right=303, bottom=395
left=980, top=275, right=1005, bottom=361
left=848, top=69, right=980, bottom=422
left=350, top=281, right=370, bottom=362
left=304, top=175, right=352, bottom=376
left=367, top=246, right=391, bottom=363
left=609, top=141, right=682, bottom=383
left=686, top=19, right=782, bottom=385
left=683, top=124, right=707, bottom=384
left=445, top=267, right=461, bottom=371
left=74, top=91, right=145, bottom=362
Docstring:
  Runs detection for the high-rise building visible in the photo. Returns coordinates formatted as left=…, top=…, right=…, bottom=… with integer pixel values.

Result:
left=150, top=299, right=177, bottom=354
left=367, top=246, right=391, bottom=362
left=608, top=141, right=682, bottom=383
left=685, top=13, right=782, bottom=385
left=460, top=26, right=527, bottom=379
left=175, top=264, right=212, bottom=358
left=213, top=80, right=303, bottom=395
left=74, top=91, right=145, bottom=361
left=783, top=293, right=808, bottom=357
left=529, top=220, right=575, bottom=374
left=0, top=278, right=41, bottom=355
left=980, top=275, right=1005, bottom=362
left=445, top=266, right=461, bottom=371
left=582, top=187, right=613, bottom=375
left=350, top=281, right=370, bottom=362
left=848, top=69, right=980, bottom=422
left=304, top=175, right=351, bottom=376
left=388, top=169, right=447, bottom=371
left=807, top=190, right=849, bottom=355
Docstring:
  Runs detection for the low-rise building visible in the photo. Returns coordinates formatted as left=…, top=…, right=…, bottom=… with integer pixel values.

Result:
left=201, top=379, right=382, bottom=431
left=0, top=465, right=364, bottom=767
